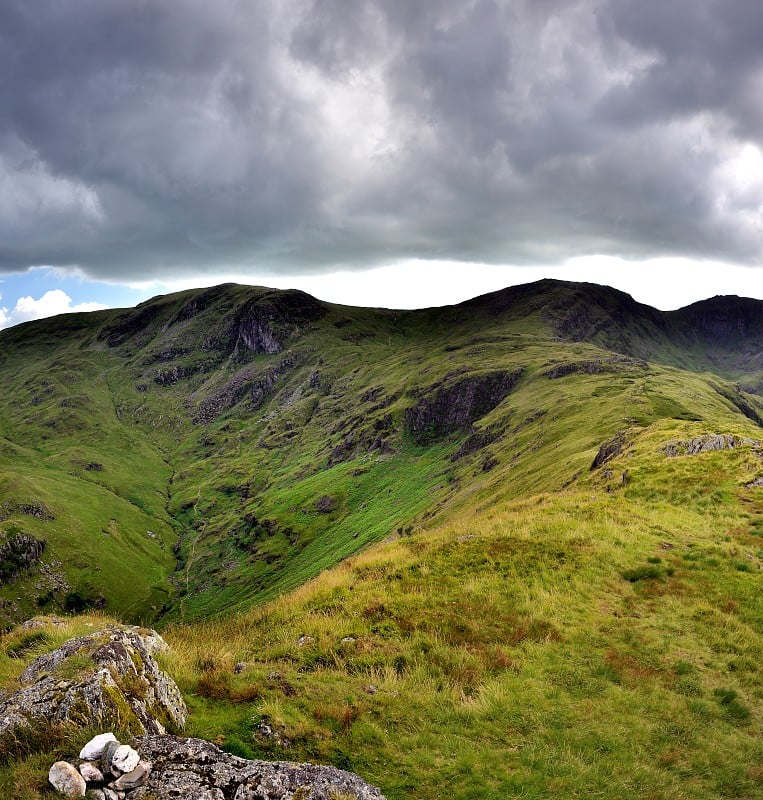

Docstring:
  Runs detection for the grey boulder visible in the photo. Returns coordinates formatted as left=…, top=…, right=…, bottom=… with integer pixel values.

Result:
left=128, top=735, right=385, bottom=800
left=0, top=626, right=186, bottom=739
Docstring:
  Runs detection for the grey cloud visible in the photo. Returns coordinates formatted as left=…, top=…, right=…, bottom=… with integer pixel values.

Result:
left=0, top=0, right=761, bottom=280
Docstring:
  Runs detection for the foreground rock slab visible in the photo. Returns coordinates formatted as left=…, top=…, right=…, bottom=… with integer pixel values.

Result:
left=0, top=626, right=187, bottom=739
left=129, top=735, right=385, bottom=800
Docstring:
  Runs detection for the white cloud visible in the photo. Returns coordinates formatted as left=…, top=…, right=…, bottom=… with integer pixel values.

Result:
left=0, top=289, right=106, bottom=329
left=120, top=257, right=763, bottom=313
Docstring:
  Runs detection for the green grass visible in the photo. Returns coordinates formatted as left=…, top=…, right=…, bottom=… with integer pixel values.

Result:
left=0, top=281, right=759, bottom=626
left=0, top=281, right=763, bottom=796
left=147, top=439, right=763, bottom=799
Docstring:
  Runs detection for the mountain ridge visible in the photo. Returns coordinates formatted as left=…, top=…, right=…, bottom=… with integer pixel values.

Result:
left=3, top=279, right=763, bottom=799
left=0, top=278, right=760, bottom=627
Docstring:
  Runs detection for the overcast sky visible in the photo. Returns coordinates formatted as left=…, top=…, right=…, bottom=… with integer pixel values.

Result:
left=0, top=0, right=762, bottom=327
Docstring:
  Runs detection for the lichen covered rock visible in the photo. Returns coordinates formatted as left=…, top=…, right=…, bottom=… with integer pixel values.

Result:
left=49, top=734, right=384, bottom=799
left=0, top=626, right=186, bottom=739
left=128, top=735, right=385, bottom=800
left=660, top=434, right=762, bottom=458
left=48, top=761, right=86, bottom=797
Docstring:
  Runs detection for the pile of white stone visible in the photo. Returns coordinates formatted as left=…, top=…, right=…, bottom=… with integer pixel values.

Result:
left=48, top=732, right=151, bottom=799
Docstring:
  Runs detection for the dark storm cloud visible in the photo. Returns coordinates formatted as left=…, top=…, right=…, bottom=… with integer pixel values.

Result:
left=0, top=0, right=761, bottom=279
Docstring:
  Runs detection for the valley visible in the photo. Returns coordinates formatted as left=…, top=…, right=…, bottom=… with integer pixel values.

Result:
left=1, top=279, right=763, bottom=798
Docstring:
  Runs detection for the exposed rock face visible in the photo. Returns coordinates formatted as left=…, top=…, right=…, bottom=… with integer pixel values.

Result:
left=192, top=355, right=301, bottom=424
left=232, top=291, right=328, bottom=356
left=0, top=533, right=46, bottom=584
left=660, top=434, right=762, bottom=457
left=591, top=431, right=627, bottom=470
left=673, top=296, right=763, bottom=345
left=128, top=735, right=385, bottom=800
left=327, top=410, right=395, bottom=465
left=237, top=313, right=282, bottom=355
left=404, top=370, right=523, bottom=445
left=0, top=627, right=186, bottom=739
left=153, top=365, right=196, bottom=386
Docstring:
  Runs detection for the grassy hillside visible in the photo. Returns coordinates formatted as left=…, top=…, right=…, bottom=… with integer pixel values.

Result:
left=166, top=438, right=763, bottom=800
left=1, top=279, right=763, bottom=797
left=0, top=280, right=760, bottom=628
left=3, top=415, right=763, bottom=798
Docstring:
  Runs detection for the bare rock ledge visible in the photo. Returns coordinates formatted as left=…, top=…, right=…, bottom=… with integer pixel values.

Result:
left=129, top=734, right=385, bottom=800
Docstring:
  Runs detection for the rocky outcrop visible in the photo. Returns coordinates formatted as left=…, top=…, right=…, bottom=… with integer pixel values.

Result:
left=0, top=500, right=54, bottom=521
left=13, top=627, right=382, bottom=799
left=542, top=356, right=648, bottom=380
left=232, top=291, right=328, bottom=357
left=129, top=735, right=384, bottom=800
left=153, top=365, right=196, bottom=386
left=0, top=533, right=46, bottom=584
left=0, top=626, right=186, bottom=739
left=236, top=313, right=282, bottom=355
left=327, top=411, right=395, bottom=465
left=452, top=428, right=500, bottom=461
left=192, top=355, right=301, bottom=424
left=314, top=495, right=337, bottom=514
left=660, top=434, right=762, bottom=458
left=404, top=370, right=523, bottom=445
left=591, top=431, right=627, bottom=470
left=543, top=360, right=612, bottom=379
left=48, top=733, right=385, bottom=799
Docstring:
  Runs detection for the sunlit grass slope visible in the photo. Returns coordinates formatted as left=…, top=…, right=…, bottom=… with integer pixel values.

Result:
left=0, top=280, right=762, bottom=797
left=0, top=279, right=759, bottom=630
left=158, top=420, right=763, bottom=800
left=4, top=416, right=762, bottom=798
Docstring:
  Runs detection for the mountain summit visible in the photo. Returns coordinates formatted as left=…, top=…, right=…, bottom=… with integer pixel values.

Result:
left=0, top=279, right=760, bottom=625
left=2, top=279, right=763, bottom=799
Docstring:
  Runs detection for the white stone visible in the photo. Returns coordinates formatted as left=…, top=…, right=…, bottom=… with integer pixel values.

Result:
left=79, top=732, right=118, bottom=760
left=78, top=760, right=104, bottom=782
left=111, top=744, right=140, bottom=774
left=48, top=761, right=87, bottom=797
